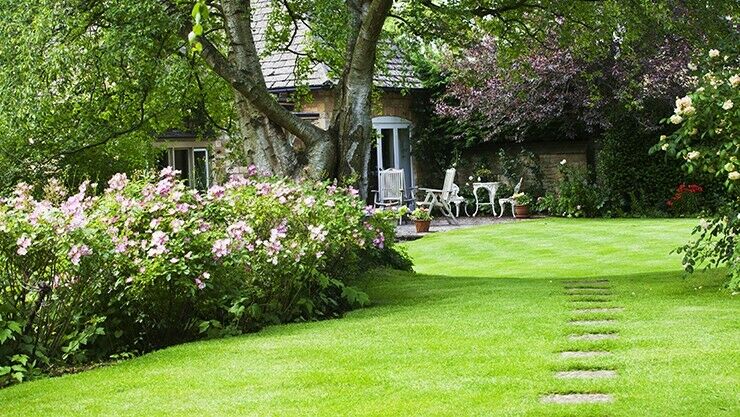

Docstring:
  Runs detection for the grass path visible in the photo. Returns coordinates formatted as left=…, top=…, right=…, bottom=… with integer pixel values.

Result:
left=1, top=218, right=738, bottom=416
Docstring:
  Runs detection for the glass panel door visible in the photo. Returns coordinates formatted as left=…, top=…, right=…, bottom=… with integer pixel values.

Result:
left=380, top=128, right=395, bottom=170
left=397, top=127, right=413, bottom=193
left=173, top=149, right=191, bottom=186
left=193, top=149, right=209, bottom=191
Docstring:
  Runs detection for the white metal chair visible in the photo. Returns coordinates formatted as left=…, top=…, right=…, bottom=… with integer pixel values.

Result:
left=498, top=177, right=523, bottom=218
left=417, top=168, right=459, bottom=224
left=449, top=184, right=466, bottom=218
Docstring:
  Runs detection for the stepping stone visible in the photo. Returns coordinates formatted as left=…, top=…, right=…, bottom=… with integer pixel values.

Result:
left=563, top=279, right=609, bottom=285
left=566, top=291, right=613, bottom=297
left=565, top=284, right=611, bottom=289
left=573, top=307, right=624, bottom=314
left=569, top=333, right=619, bottom=341
left=560, top=351, right=611, bottom=359
left=569, top=298, right=612, bottom=303
left=540, top=393, right=614, bottom=404
left=566, top=288, right=612, bottom=294
left=555, top=370, right=617, bottom=379
left=569, top=320, right=616, bottom=326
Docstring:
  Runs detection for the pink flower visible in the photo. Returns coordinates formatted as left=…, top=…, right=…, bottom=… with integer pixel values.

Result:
left=363, top=205, right=375, bottom=216
left=347, top=186, right=359, bottom=197
left=194, top=278, right=206, bottom=290
left=212, top=238, right=231, bottom=259
left=170, top=219, right=184, bottom=233
left=227, top=221, right=253, bottom=239
left=68, top=244, right=92, bottom=265
left=373, top=232, right=385, bottom=249
left=303, top=196, right=316, bottom=208
left=151, top=230, right=169, bottom=247
left=327, top=184, right=337, bottom=194
left=159, top=166, right=179, bottom=179
left=247, top=164, right=258, bottom=176
left=149, top=218, right=162, bottom=229
left=176, top=203, right=190, bottom=213
left=114, top=236, right=130, bottom=253
left=308, top=225, right=328, bottom=242
left=107, top=173, right=128, bottom=192
left=155, top=178, right=174, bottom=196
left=208, top=185, right=226, bottom=199
left=325, top=200, right=335, bottom=207
left=16, top=234, right=32, bottom=256
left=256, top=183, right=272, bottom=196
left=170, top=257, right=179, bottom=264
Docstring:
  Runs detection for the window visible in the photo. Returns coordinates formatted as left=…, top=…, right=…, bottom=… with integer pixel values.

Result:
left=158, top=147, right=211, bottom=191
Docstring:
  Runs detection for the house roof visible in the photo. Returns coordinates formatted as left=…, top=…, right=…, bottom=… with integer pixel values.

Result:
left=252, top=0, right=423, bottom=91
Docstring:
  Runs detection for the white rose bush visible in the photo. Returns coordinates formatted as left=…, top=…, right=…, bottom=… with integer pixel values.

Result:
left=0, top=168, right=409, bottom=386
left=652, top=49, right=739, bottom=290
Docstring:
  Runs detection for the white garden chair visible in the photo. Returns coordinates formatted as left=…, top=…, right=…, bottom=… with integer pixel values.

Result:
left=449, top=184, right=466, bottom=218
left=417, top=168, right=459, bottom=224
left=373, top=168, right=407, bottom=209
left=498, top=177, right=523, bottom=218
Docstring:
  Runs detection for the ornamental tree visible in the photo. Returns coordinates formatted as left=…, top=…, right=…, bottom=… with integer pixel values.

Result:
left=653, top=48, right=740, bottom=290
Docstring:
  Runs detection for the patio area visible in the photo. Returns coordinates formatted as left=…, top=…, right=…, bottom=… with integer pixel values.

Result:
left=396, top=215, right=520, bottom=240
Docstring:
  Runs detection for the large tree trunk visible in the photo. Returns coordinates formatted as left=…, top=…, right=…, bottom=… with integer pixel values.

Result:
left=175, top=0, right=390, bottom=193
left=331, top=0, right=393, bottom=199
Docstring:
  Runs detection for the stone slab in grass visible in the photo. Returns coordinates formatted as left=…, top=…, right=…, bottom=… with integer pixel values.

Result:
left=568, top=333, right=619, bottom=341
left=564, top=284, right=612, bottom=289
left=569, top=320, right=617, bottom=326
left=565, top=289, right=613, bottom=295
left=563, top=279, right=610, bottom=285
left=560, top=351, right=611, bottom=359
left=573, top=307, right=624, bottom=314
left=568, top=297, right=613, bottom=303
left=540, top=393, right=614, bottom=404
left=555, top=370, right=617, bottom=379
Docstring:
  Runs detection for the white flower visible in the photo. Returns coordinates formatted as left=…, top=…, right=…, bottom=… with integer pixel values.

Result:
left=468, top=176, right=474, bottom=181
left=730, top=74, right=740, bottom=88
left=670, top=114, right=683, bottom=124
left=560, top=159, right=567, bottom=165
left=722, top=100, right=733, bottom=110
left=661, top=143, right=669, bottom=151
left=687, top=151, right=701, bottom=160
left=725, top=162, right=736, bottom=172
left=687, top=62, right=698, bottom=71
left=729, top=171, right=740, bottom=181
left=659, top=135, right=667, bottom=141
left=698, top=219, right=710, bottom=230
left=709, top=49, right=720, bottom=58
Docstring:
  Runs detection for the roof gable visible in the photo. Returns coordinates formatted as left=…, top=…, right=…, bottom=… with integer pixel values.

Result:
left=251, top=0, right=422, bottom=91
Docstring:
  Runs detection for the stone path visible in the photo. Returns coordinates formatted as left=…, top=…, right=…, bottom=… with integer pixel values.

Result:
left=540, top=279, right=623, bottom=405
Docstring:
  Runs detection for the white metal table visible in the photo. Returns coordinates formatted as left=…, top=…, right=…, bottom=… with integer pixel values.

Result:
left=467, top=182, right=500, bottom=217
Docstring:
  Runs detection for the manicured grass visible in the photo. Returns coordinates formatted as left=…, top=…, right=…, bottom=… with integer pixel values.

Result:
left=1, top=218, right=737, bottom=416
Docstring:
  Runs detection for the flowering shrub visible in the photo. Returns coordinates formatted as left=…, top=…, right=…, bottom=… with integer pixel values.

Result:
left=666, top=183, right=704, bottom=215
left=536, top=162, right=605, bottom=218
left=652, top=48, right=739, bottom=290
left=0, top=168, right=409, bottom=386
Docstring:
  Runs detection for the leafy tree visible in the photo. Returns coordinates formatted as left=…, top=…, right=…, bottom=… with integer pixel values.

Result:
left=1, top=0, right=737, bottom=196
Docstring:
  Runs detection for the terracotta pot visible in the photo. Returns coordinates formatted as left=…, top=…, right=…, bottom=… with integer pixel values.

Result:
left=514, top=205, right=530, bottom=218
left=414, top=220, right=431, bottom=233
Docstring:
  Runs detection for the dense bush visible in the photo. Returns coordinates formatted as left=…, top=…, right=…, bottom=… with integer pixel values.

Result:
left=0, top=168, right=408, bottom=386
left=536, top=162, right=606, bottom=218
left=654, top=48, right=739, bottom=290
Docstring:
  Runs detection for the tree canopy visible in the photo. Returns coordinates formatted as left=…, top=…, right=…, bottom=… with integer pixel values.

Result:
left=0, top=0, right=737, bottom=192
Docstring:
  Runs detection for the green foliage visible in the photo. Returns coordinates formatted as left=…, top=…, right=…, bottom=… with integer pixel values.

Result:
left=652, top=48, right=740, bottom=290
left=0, top=170, right=408, bottom=386
left=537, top=163, right=606, bottom=218
left=0, top=1, right=235, bottom=193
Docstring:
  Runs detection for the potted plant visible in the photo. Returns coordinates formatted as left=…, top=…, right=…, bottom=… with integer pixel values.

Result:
left=512, top=192, right=532, bottom=218
left=410, top=207, right=433, bottom=233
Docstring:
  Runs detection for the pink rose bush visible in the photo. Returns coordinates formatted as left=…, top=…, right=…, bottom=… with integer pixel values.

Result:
left=0, top=168, right=408, bottom=386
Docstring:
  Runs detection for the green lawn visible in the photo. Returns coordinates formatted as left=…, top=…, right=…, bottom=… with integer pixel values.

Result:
left=1, top=218, right=738, bottom=416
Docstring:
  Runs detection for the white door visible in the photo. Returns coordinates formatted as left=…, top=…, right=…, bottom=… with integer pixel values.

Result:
left=373, top=116, right=414, bottom=195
